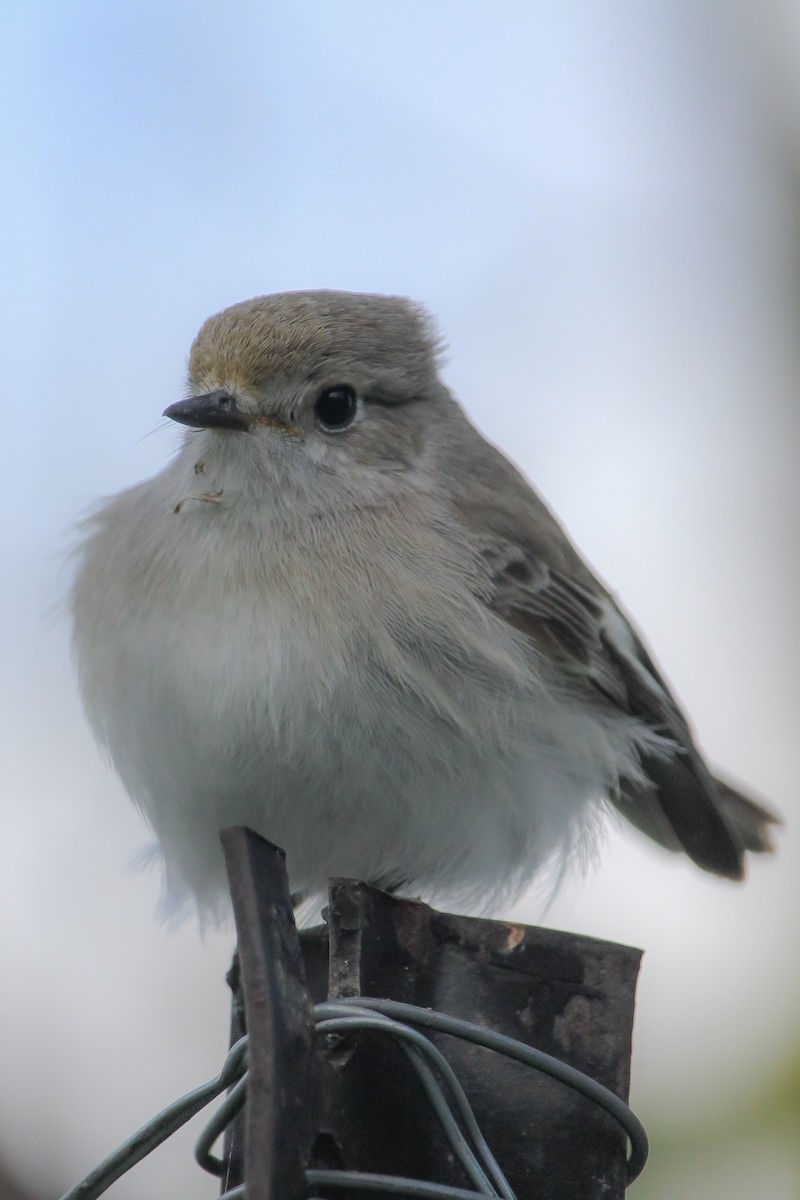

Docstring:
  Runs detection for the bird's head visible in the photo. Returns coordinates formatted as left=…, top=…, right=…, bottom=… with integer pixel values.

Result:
left=164, top=291, right=448, bottom=491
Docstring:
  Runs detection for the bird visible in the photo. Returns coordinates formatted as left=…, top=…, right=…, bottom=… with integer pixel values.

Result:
left=70, top=290, right=777, bottom=924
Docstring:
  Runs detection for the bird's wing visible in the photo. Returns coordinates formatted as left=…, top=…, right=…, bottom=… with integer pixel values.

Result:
left=478, top=534, right=778, bottom=877
left=437, top=410, right=777, bottom=876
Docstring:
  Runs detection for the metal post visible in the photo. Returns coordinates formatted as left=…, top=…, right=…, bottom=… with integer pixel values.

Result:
left=220, top=828, right=317, bottom=1200
left=222, top=828, right=643, bottom=1200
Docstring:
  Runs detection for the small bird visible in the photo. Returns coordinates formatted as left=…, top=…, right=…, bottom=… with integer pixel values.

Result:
left=71, top=290, right=777, bottom=923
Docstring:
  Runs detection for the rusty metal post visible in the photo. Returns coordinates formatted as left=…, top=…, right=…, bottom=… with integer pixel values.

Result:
left=219, top=828, right=317, bottom=1200
left=309, top=881, right=642, bottom=1199
left=222, top=829, right=643, bottom=1200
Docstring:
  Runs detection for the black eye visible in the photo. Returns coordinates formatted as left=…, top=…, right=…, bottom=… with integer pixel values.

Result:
left=314, top=385, right=358, bottom=431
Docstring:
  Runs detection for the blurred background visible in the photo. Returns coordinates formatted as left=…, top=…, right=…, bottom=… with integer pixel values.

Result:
left=2, top=2, right=799, bottom=1197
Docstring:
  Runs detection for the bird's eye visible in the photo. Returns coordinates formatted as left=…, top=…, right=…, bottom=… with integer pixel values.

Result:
left=314, top=385, right=358, bottom=431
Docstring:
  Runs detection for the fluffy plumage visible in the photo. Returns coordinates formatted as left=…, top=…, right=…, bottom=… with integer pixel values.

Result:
left=71, top=290, right=777, bottom=923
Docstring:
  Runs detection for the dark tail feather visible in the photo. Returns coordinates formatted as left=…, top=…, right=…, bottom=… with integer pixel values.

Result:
left=711, top=776, right=780, bottom=854
left=616, top=756, right=780, bottom=880
left=642, top=754, right=745, bottom=879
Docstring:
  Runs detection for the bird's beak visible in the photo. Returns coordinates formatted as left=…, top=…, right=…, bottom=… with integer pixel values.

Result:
left=163, top=391, right=251, bottom=432
left=163, top=391, right=298, bottom=436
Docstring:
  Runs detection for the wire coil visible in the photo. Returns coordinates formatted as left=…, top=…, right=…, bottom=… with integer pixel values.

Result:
left=59, top=997, right=648, bottom=1200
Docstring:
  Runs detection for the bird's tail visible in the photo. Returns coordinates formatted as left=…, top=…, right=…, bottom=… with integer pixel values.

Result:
left=711, top=776, right=780, bottom=854
left=613, top=762, right=780, bottom=878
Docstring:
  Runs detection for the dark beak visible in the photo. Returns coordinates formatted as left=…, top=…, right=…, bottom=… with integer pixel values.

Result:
left=163, top=390, right=250, bottom=431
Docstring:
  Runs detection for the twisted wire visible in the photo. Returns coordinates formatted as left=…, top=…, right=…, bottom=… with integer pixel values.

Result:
left=58, top=997, right=648, bottom=1200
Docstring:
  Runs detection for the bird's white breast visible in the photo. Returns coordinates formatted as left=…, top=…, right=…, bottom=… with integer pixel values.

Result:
left=72, top=456, right=637, bottom=922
